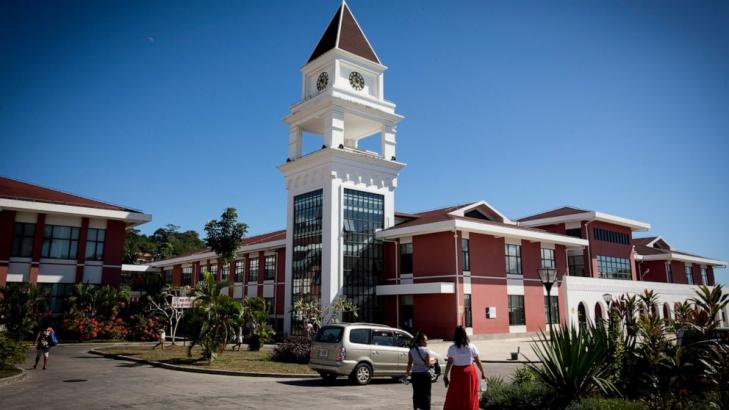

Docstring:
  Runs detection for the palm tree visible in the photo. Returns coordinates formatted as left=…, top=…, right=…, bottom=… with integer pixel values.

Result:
left=190, top=272, right=242, bottom=362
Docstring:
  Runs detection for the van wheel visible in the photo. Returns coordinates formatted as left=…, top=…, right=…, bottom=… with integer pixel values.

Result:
left=349, top=363, right=372, bottom=385
left=319, top=372, right=337, bottom=382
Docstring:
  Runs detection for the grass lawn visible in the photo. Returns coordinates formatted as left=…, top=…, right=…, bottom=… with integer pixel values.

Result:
left=96, top=345, right=316, bottom=375
left=0, top=367, right=22, bottom=379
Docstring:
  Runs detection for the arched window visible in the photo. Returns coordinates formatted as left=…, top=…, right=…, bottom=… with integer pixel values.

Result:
left=578, top=303, right=588, bottom=328
left=595, top=303, right=603, bottom=322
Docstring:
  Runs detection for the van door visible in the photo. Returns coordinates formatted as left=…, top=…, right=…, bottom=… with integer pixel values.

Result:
left=370, top=329, right=400, bottom=375
left=394, top=330, right=413, bottom=372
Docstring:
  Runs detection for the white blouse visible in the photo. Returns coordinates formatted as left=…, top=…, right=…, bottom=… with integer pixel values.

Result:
left=447, top=343, right=480, bottom=366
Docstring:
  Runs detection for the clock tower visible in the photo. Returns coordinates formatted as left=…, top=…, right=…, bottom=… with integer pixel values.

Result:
left=278, top=1, right=405, bottom=333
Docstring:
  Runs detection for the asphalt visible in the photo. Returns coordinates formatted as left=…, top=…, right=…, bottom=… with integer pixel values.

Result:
left=0, top=344, right=524, bottom=409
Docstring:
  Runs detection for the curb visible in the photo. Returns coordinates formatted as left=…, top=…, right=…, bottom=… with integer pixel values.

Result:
left=88, top=348, right=319, bottom=378
left=0, top=367, right=26, bottom=387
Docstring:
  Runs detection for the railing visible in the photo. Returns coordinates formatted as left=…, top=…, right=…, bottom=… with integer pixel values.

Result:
left=598, top=271, right=631, bottom=280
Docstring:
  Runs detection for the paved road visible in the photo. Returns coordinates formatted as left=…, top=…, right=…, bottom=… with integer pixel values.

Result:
left=0, top=344, right=523, bottom=409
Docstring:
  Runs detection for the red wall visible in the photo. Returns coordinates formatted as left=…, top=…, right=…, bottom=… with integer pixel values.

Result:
left=0, top=210, right=15, bottom=287
left=412, top=232, right=455, bottom=279
left=276, top=248, right=286, bottom=315
left=521, top=241, right=546, bottom=332
left=671, top=260, right=687, bottom=284
left=75, top=217, right=90, bottom=283
left=639, top=261, right=667, bottom=283
left=413, top=293, right=456, bottom=339
left=707, top=266, right=715, bottom=286
left=587, top=221, right=634, bottom=279
left=101, top=220, right=125, bottom=287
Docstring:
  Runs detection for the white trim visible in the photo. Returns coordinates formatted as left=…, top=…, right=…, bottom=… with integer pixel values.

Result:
left=640, top=253, right=726, bottom=267
left=509, top=325, right=527, bottom=334
left=375, top=282, right=455, bottom=296
left=518, top=210, right=650, bottom=232
left=0, top=198, right=151, bottom=226
left=447, top=201, right=515, bottom=224
left=121, top=264, right=159, bottom=273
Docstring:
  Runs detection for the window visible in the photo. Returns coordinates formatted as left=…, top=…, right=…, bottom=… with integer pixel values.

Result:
left=371, top=330, right=396, bottom=346
left=685, top=264, right=694, bottom=285
left=11, top=222, right=35, bottom=257
left=315, top=326, right=343, bottom=343
left=182, top=266, right=192, bottom=286
left=292, top=190, right=323, bottom=332
left=36, top=283, right=73, bottom=313
left=41, top=225, right=80, bottom=259
left=508, top=295, right=525, bottom=325
left=565, top=228, right=582, bottom=238
left=400, top=243, right=413, bottom=274
left=541, top=248, right=556, bottom=269
left=265, top=255, right=276, bottom=280
left=249, top=258, right=259, bottom=282
left=596, top=256, right=631, bottom=280
left=592, top=228, right=630, bottom=245
left=264, top=297, right=274, bottom=315
left=221, top=264, right=230, bottom=282
left=462, top=238, right=470, bottom=271
left=209, top=263, right=218, bottom=278
left=544, top=296, right=559, bottom=324
left=701, top=267, right=708, bottom=285
left=464, top=294, right=472, bottom=327
left=568, top=255, right=585, bottom=276
left=164, top=269, right=172, bottom=284
left=198, top=263, right=207, bottom=280
left=395, top=331, right=412, bottom=348
left=505, top=244, right=522, bottom=275
left=85, top=228, right=105, bottom=261
left=349, top=328, right=371, bottom=344
left=235, top=261, right=244, bottom=282
left=342, top=189, right=384, bottom=323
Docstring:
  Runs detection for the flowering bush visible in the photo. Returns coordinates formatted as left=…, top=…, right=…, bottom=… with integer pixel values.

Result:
left=125, top=314, right=160, bottom=341
left=62, top=316, right=127, bottom=340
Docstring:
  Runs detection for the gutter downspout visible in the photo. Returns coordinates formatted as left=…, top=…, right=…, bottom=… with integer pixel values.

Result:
left=453, top=230, right=460, bottom=327
left=383, top=238, right=400, bottom=327
left=584, top=221, right=593, bottom=278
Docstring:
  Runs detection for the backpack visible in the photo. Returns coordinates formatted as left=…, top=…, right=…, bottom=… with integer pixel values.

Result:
left=49, top=331, right=58, bottom=347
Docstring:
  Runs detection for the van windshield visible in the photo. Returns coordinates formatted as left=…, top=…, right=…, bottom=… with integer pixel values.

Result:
left=315, top=326, right=344, bottom=343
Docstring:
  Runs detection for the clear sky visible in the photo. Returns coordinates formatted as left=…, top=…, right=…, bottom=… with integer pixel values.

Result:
left=1, top=1, right=727, bottom=283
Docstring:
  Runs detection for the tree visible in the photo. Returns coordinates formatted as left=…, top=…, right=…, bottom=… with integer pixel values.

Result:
left=146, top=287, right=187, bottom=345
left=291, top=297, right=358, bottom=339
left=189, top=272, right=242, bottom=363
left=123, top=224, right=205, bottom=263
left=205, top=207, right=247, bottom=294
left=0, top=283, right=48, bottom=341
left=239, top=297, right=274, bottom=351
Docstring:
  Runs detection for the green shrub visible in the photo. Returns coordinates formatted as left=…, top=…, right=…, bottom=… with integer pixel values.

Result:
left=567, top=397, right=648, bottom=410
left=480, top=378, right=554, bottom=409
left=0, top=333, right=26, bottom=368
left=512, top=365, right=539, bottom=385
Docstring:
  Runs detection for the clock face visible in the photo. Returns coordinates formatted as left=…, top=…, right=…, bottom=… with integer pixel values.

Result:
left=349, top=71, right=365, bottom=91
left=316, top=72, right=328, bottom=92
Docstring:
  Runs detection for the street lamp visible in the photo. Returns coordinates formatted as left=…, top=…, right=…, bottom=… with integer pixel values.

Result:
left=538, top=268, right=558, bottom=331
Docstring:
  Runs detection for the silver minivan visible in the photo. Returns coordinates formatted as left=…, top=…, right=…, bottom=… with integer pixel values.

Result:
left=308, top=323, right=414, bottom=385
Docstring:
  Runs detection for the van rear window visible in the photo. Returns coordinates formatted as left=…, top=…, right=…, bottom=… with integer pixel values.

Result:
left=315, top=326, right=344, bottom=343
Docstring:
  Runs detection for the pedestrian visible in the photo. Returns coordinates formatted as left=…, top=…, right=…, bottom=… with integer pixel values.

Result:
left=443, top=326, right=486, bottom=410
left=405, top=332, right=433, bottom=410
left=33, top=327, right=54, bottom=370
left=152, top=327, right=165, bottom=350
left=232, top=327, right=244, bottom=351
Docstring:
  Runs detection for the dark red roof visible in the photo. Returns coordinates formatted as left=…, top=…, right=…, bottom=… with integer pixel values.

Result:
left=393, top=203, right=473, bottom=229
left=517, top=206, right=589, bottom=222
left=633, top=237, right=658, bottom=246
left=0, top=176, right=140, bottom=212
left=167, top=229, right=287, bottom=260
left=308, top=3, right=380, bottom=64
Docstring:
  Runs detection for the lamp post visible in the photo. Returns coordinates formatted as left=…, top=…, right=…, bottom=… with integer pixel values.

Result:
left=538, top=268, right=558, bottom=332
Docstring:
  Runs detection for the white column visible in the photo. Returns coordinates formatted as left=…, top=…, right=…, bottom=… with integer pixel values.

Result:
left=288, top=126, right=302, bottom=160
left=320, top=177, right=341, bottom=309
left=283, top=193, right=295, bottom=335
left=381, top=124, right=396, bottom=160
left=324, top=109, right=345, bottom=149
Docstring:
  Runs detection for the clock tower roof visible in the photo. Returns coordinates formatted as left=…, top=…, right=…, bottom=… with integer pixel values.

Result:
left=307, top=1, right=380, bottom=65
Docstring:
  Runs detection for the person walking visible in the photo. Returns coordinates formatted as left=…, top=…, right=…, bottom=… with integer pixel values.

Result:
left=405, top=332, right=433, bottom=410
left=152, top=327, right=165, bottom=350
left=232, top=327, right=244, bottom=351
left=33, top=327, right=54, bottom=370
left=443, top=326, right=486, bottom=410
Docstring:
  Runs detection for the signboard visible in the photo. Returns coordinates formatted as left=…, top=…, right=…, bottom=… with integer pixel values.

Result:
left=172, top=296, right=195, bottom=309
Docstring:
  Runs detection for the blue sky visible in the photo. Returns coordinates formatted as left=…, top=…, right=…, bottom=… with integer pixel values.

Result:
left=1, top=1, right=727, bottom=283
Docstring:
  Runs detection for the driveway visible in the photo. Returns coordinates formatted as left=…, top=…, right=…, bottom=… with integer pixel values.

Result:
left=0, top=344, right=524, bottom=409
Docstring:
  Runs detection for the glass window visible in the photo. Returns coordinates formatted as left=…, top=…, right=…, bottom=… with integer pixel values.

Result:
left=36, top=283, right=74, bottom=313
left=41, top=225, right=80, bottom=259
left=342, top=189, right=384, bottom=323
left=568, top=255, right=585, bottom=276
left=11, top=222, right=35, bottom=257
left=349, top=328, right=371, bottom=345
left=400, top=243, right=413, bottom=275
left=265, top=255, right=276, bottom=280
left=701, top=267, right=708, bottom=285
left=464, top=294, right=473, bottom=327
left=264, top=297, right=274, bottom=315
left=505, top=244, right=522, bottom=275
left=565, top=228, right=582, bottom=238
left=249, top=258, right=259, bottom=282
left=181, top=266, right=193, bottom=286
left=235, top=261, right=244, bottom=282
left=221, top=264, right=230, bottom=281
left=198, top=263, right=207, bottom=280
left=209, top=263, right=218, bottom=277
left=292, top=190, right=323, bottom=334
left=85, top=228, right=105, bottom=261
left=544, top=295, right=559, bottom=324
left=592, top=228, right=630, bottom=245
left=596, top=256, right=631, bottom=280
left=508, top=295, right=525, bottom=325
left=462, top=238, right=470, bottom=271
left=315, top=326, right=343, bottom=343
left=395, top=331, right=412, bottom=348
left=685, top=264, right=694, bottom=285
left=371, top=330, right=396, bottom=346
left=164, top=269, right=172, bottom=284
left=541, top=248, right=556, bottom=269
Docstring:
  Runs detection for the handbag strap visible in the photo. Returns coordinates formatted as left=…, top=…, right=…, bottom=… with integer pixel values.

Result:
left=412, top=346, right=427, bottom=365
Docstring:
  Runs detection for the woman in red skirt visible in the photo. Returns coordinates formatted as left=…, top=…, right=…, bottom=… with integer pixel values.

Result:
left=443, top=326, right=486, bottom=410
